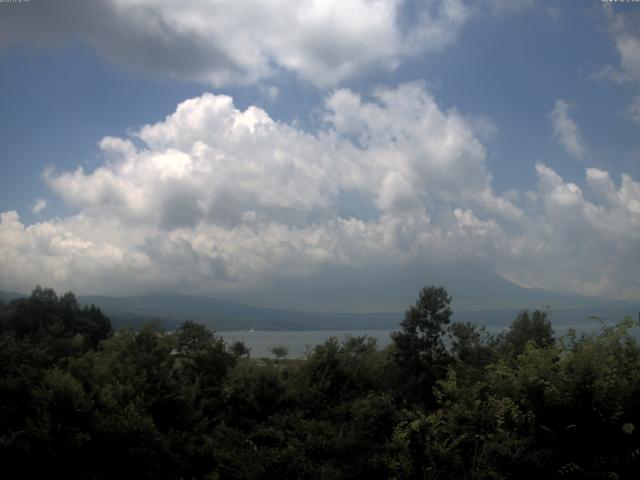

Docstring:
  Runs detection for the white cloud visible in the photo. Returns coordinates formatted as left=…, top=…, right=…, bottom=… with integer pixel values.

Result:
left=30, top=198, right=47, bottom=214
left=0, top=0, right=476, bottom=88
left=599, top=6, right=640, bottom=127
left=1, top=86, right=639, bottom=300
left=502, top=162, right=640, bottom=300
left=549, top=99, right=586, bottom=160
left=0, top=84, right=515, bottom=295
left=0, top=0, right=538, bottom=89
left=616, top=33, right=640, bottom=83
left=597, top=6, right=640, bottom=84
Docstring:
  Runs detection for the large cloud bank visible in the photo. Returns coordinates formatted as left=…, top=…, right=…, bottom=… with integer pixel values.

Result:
left=0, top=0, right=535, bottom=87
left=1, top=83, right=639, bottom=299
left=0, top=0, right=468, bottom=87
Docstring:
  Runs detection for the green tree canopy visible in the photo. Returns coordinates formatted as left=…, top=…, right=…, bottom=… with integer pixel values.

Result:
left=501, top=309, right=555, bottom=358
left=391, top=285, right=453, bottom=405
left=0, top=286, right=111, bottom=350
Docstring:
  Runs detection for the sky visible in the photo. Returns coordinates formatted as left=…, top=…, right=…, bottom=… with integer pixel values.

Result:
left=1, top=0, right=640, bottom=306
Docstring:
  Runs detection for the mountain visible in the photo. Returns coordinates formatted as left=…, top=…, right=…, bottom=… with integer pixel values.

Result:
left=0, top=290, right=25, bottom=303
left=58, top=289, right=640, bottom=331
left=77, top=293, right=397, bottom=331
left=218, top=262, right=639, bottom=327
left=1, top=263, right=637, bottom=330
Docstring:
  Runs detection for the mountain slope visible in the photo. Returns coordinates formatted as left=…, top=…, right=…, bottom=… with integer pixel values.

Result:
left=2, top=262, right=637, bottom=330
left=78, top=292, right=397, bottom=330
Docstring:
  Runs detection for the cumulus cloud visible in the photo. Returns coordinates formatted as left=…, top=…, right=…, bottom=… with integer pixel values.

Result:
left=1, top=84, right=639, bottom=300
left=615, top=32, right=640, bottom=84
left=0, top=83, right=512, bottom=294
left=596, top=6, right=640, bottom=78
left=30, top=198, right=47, bottom=214
left=549, top=99, right=586, bottom=160
left=597, top=6, right=640, bottom=127
left=502, top=163, right=640, bottom=300
left=0, top=0, right=538, bottom=88
left=0, top=0, right=474, bottom=87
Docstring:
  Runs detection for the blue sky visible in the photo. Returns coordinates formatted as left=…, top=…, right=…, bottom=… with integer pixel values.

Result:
left=1, top=0, right=639, bottom=305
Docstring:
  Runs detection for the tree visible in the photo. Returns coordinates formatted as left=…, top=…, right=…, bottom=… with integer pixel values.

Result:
left=391, top=286, right=452, bottom=405
left=501, top=309, right=554, bottom=358
left=176, top=320, right=215, bottom=354
left=230, top=340, right=251, bottom=358
left=175, top=321, right=235, bottom=407
left=448, top=321, right=497, bottom=385
left=269, top=345, right=289, bottom=361
left=0, top=287, right=111, bottom=353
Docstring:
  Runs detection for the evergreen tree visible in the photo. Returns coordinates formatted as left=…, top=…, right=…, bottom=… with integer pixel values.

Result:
left=391, top=286, right=452, bottom=405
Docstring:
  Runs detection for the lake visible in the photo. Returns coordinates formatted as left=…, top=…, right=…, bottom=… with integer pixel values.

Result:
left=218, top=323, right=610, bottom=358
left=219, top=329, right=395, bottom=358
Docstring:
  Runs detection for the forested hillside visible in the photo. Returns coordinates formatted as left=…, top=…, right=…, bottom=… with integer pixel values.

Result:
left=1, top=286, right=639, bottom=479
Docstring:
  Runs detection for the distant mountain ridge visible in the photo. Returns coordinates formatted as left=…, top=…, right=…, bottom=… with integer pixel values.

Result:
left=0, top=290, right=432, bottom=332
left=78, top=292, right=398, bottom=330
left=0, top=290, right=397, bottom=330
left=216, top=262, right=632, bottom=313
left=1, top=287, right=637, bottom=333
left=1, top=263, right=637, bottom=331
left=0, top=291, right=25, bottom=303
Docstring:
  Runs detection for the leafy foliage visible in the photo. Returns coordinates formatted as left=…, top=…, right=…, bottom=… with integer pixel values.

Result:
left=390, top=285, right=453, bottom=406
left=1, top=285, right=639, bottom=479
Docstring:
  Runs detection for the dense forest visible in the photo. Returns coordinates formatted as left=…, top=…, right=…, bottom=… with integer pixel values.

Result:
left=1, top=286, right=640, bottom=479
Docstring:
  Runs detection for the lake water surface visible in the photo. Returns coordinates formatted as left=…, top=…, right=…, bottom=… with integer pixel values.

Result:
left=218, top=323, right=608, bottom=358
left=219, top=330, right=394, bottom=358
